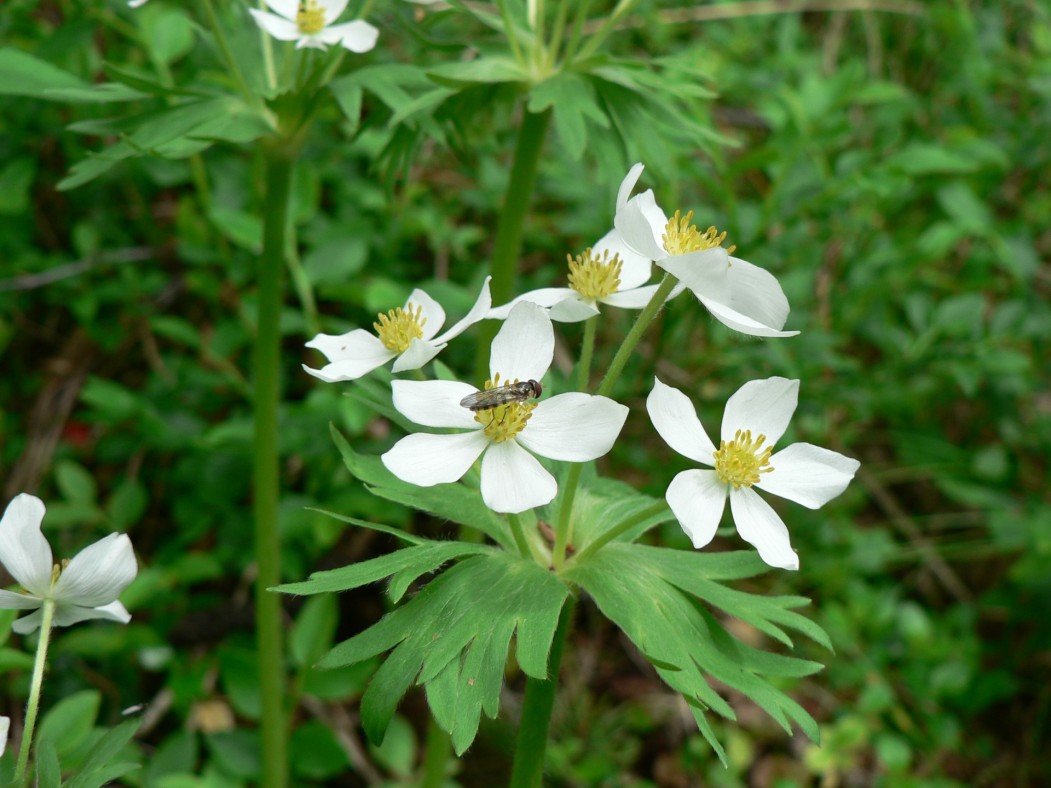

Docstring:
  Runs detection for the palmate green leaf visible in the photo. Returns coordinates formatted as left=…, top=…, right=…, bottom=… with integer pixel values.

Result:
left=331, top=426, right=513, bottom=548
left=320, top=552, right=570, bottom=755
left=528, top=72, right=609, bottom=160
left=565, top=543, right=826, bottom=764
left=276, top=540, right=492, bottom=601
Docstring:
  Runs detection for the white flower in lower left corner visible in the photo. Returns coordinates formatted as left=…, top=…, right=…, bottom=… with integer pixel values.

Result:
left=0, top=715, right=8, bottom=758
left=382, top=302, right=629, bottom=513
left=0, top=494, right=137, bottom=634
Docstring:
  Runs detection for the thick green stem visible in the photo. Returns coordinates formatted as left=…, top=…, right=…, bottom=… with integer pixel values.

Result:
left=14, top=600, right=56, bottom=786
left=473, top=107, right=553, bottom=381
left=572, top=499, right=670, bottom=564
left=254, top=146, right=295, bottom=788
left=420, top=717, right=452, bottom=788
left=509, top=595, right=576, bottom=788
left=596, top=274, right=678, bottom=399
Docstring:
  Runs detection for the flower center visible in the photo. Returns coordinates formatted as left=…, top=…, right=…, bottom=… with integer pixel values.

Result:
left=662, top=210, right=736, bottom=257
left=567, top=247, right=623, bottom=300
left=473, top=374, right=537, bottom=444
left=713, top=429, right=773, bottom=488
left=373, top=303, right=426, bottom=353
left=296, top=1, right=326, bottom=34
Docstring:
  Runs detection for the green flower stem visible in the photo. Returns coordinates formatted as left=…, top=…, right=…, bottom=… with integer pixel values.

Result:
left=256, top=1, right=278, bottom=91
left=200, top=0, right=254, bottom=104
left=254, top=144, right=296, bottom=788
left=14, top=600, right=56, bottom=786
left=552, top=463, right=582, bottom=570
left=572, top=499, right=670, bottom=564
left=596, top=273, right=678, bottom=399
left=473, top=107, right=553, bottom=382
left=550, top=279, right=677, bottom=568
left=420, top=717, right=452, bottom=788
left=575, top=0, right=644, bottom=61
left=507, top=511, right=533, bottom=559
left=509, top=594, right=576, bottom=788
left=576, top=314, right=598, bottom=391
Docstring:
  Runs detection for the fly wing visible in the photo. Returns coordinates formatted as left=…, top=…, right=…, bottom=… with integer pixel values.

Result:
left=459, top=388, right=498, bottom=410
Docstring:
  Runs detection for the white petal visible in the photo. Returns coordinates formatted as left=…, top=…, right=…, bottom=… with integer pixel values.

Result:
left=404, top=289, right=446, bottom=341
left=249, top=9, right=302, bottom=41
left=296, top=36, right=328, bottom=50
left=303, top=331, right=394, bottom=382
left=517, top=393, right=628, bottom=461
left=666, top=469, right=726, bottom=549
left=615, top=191, right=668, bottom=262
left=616, top=163, right=646, bottom=212
left=318, top=0, right=350, bottom=24
left=433, top=277, right=492, bottom=343
left=0, top=589, right=43, bottom=610
left=646, top=378, right=717, bottom=464
left=53, top=600, right=132, bottom=628
left=488, top=288, right=576, bottom=320
left=12, top=609, right=44, bottom=634
left=722, top=377, right=798, bottom=446
left=729, top=487, right=799, bottom=570
left=306, top=328, right=387, bottom=363
left=662, top=248, right=797, bottom=337
left=128, top=0, right=149, bottom=7
left=0, top=493, right=54, bottom=597
left=479, top=441, right=557, bottom=513
left=263, top=0, right=299, bottom=21
left=489, top=302, right=553, bottom=383
left=391, top=379, right=479, bottom=429
left=657, top=246, right=731, bottom=303
left=0, top=715, right=8, bottom=758
left=548, top=298, right=600, bottom=322
left=593, top=228, right=652, bottom=290
left=328, top=20, right=380, bottom=53
left=601, top=284, right=660, bottom=310
left=382, top=431, right=488, bottom=486
left=758, top=443, right=860, bottom=509
left=53, top=534, right=137, bottom=608
left=392, top=339, right=445, bottom=373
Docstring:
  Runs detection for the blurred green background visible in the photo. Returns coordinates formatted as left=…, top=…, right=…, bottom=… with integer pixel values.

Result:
left=1, top=0, right=1049, bottom=785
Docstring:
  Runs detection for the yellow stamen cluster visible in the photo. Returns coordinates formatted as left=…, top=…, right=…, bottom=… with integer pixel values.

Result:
left=296, top=1, right=326, bottom=34
left=713, top=429, right=774, bottom=489
left=662, top=210, right=736, bottom=257
left=567, top=247, right=623, bottom=300
left=473, top=374, right=537, bottom=443
left=373, top=303, right=426, bottom=353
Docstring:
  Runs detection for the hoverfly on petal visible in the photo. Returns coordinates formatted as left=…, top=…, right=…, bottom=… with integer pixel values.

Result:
left=460, top=379, right=543, bottom=412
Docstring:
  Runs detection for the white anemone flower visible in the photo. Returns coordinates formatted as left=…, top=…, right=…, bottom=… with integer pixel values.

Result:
left=0, top=715, right=8, bottom=758
left=382, top=302, right=629, bottom=513
left=0, top=494, right=137, bottom=634
left=128, top=0, right=149, bottom=7
left=249, top=0, right=380, bottom=52
left=488, top=231, right=664, bottom=323
left=647, top=377, right=859, bottom=570
left=304, top=277, right=492, bottom=383
left=614, top=163, right=798, bottom=338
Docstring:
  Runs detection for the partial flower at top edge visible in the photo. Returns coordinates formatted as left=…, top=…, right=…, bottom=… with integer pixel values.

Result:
left=249, top=0, right=380, bottom=52
left=381, top=302, right=630, bottom=513
left=613, top=163, right=799, bottom=339
left=646, top=376, right=860, bottom=570
left=0, top=493, right=138, bottom=634
left=303, top=277, right=492, bottom=383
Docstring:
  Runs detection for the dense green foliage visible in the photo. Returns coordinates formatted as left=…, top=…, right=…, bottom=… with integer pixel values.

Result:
left=1, top=0, right=1049, bottom=784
